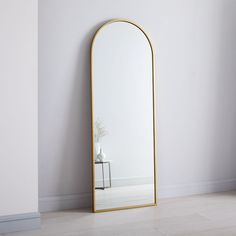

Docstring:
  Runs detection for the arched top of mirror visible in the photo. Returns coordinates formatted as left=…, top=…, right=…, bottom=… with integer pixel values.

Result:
left=91, top=19, right=154, bottom=59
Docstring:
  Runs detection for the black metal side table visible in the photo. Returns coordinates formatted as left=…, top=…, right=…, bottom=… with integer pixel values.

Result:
left=95, top=160, right=112, bottom=190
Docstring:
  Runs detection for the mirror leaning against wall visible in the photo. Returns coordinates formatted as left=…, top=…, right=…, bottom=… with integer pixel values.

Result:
left=91, top=19, right=157, bottom=212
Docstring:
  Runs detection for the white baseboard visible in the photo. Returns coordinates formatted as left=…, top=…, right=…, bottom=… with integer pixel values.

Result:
left=39, top=178, right=236, bottom=212
left=158, top=178, right=236, bottom=198
left=0, top=212, right=40, bottom=234
left=39, top=192, right=91, bottom=213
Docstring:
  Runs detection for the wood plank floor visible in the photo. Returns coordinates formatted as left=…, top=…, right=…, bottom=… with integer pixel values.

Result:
left=3, top=191, right=236, bottom=236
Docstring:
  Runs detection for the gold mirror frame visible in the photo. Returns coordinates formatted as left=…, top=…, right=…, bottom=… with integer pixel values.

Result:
left=90, top=19, right=157, bottom=213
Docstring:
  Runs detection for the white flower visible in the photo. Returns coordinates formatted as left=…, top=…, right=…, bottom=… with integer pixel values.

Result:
left=94, top=119, right=108, bottom=142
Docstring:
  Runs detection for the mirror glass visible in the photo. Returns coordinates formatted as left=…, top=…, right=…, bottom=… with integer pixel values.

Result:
left=91, top=20, right=156, bottom=212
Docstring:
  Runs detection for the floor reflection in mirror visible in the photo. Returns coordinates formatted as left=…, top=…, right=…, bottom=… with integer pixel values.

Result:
left=96, top=184, right=155, bottom=210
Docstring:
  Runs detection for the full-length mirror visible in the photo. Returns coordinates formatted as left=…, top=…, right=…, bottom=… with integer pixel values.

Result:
left=91, top=20, right=156, bottom=212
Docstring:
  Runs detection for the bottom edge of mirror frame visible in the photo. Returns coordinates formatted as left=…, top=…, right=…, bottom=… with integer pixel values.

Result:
left=92, top=202, right=157, bottom=213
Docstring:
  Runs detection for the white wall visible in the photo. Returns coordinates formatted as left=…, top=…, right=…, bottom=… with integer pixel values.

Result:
left=39, top=0, right=236, bottom=211
left=0, top=0, right=38, bottom=216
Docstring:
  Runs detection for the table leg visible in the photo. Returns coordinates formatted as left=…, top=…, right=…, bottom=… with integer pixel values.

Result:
left=102, top=162, right=105, bottom=189
left=108, top=162, right=111, bottom=188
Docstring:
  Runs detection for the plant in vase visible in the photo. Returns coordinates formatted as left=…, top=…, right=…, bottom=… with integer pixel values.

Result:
left=94, top=119, right=108, bottom=162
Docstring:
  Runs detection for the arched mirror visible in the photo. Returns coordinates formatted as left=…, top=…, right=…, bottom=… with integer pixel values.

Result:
left=91, top=19, right=157, bottom=212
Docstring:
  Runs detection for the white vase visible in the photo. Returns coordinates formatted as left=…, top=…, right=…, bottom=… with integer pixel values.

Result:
left=94, top=142, right=101, bottom=162
left=97, top=148, right=106, bottom=162
left=95, top=142, right=101, bottom=155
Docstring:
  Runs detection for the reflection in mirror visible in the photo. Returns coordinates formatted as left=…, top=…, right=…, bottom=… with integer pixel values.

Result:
left=91, top=20, right=156, bottom=212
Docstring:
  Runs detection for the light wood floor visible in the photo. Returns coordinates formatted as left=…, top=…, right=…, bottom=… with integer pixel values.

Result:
left=3, top=191, right=236, bottom=236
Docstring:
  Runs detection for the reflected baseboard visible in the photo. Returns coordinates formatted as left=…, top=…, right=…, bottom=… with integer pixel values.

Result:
left=95, top=176, right=153, bottom=188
